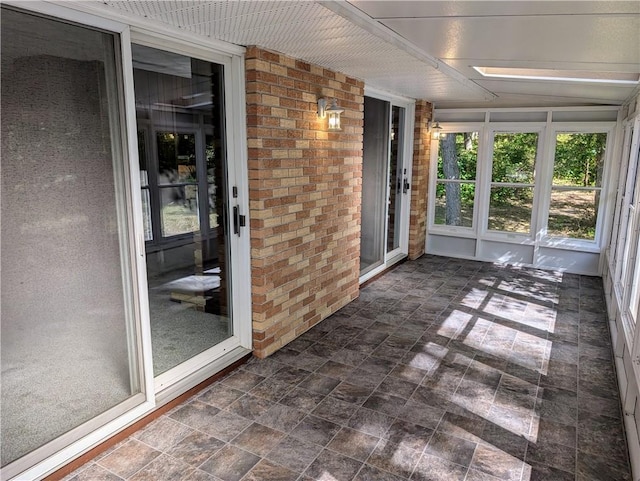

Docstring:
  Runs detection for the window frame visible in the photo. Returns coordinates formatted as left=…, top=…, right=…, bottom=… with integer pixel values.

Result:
left=608, top=122, right=634, bottom=269
left=360, top=87, right=416, bottom=284
left=617, top=116, right=640, bottom=343
left=538, top=122, right=616, bottom=250
left=428, top=122, right=484, bottom=237
left=480, top=124, right=546, bottom=241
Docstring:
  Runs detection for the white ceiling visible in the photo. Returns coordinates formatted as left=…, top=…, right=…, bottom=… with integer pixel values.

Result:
left=98, top=0, right=640, bottom=108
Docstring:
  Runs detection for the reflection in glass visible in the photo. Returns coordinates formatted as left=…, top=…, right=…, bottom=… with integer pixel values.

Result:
left=206, top=134, right=219, bottom=229
left=488, top=187, right=534, bottom=233
left=547, top=189, right=598, bottom=240
left=138, top=130, right=153, bottom=240
left=133, top=44, right=231, bottom=376
left=1, top=7, right=140, bottom=469
left=387, top=106, right=404, bottom=252
left=160, top=185, right=200, bottom=236
left=360, top=96, right=389, bottom=275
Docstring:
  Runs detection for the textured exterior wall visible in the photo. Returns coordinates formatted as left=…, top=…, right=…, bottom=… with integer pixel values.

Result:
left=245, top=47, right=364, bottom=358
left=408, top=100, right=433, bottom=260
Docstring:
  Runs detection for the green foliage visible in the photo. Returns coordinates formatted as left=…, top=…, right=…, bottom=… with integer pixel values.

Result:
left=490, top=133, right=537, bottom=204
left=435, top=129, right=607, bottom=238
left=157, top=132, right=197, bottom=180
left=437, top=132, right=478, bottom=181
left=553, top=133, right=606, bottom=187
left=491, top=132, right=538, bottom=183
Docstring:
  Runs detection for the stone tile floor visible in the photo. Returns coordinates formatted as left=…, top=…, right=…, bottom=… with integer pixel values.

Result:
left=66, top=256, right=631, bottom=481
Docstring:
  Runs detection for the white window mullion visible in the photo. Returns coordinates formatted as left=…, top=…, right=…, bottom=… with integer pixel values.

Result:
left=608, top=123, right=633, bottom=267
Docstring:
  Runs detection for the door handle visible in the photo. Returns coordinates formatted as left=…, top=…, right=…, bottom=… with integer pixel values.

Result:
left=403, top=178, right=410, bottom=193
left=233, top=205, right=246, bottom=236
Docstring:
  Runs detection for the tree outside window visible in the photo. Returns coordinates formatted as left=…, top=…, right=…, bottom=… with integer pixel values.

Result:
left=435, top=132, right=478, bottom=228
left=487, top=132, right=539, bottom=234
left=547, top=132, right=607, bottom=240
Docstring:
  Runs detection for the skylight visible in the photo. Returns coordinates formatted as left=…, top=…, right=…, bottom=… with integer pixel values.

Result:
left=473, top=66, right=640, bottom=85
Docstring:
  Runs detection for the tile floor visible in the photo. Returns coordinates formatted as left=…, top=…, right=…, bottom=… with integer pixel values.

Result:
left=66, top=256, right=632, bottom=481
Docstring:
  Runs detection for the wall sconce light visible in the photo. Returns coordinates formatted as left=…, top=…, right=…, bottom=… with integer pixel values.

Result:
left=318, top=98, right=343, bottom=131
left=429, top=120, right=443, bottom=140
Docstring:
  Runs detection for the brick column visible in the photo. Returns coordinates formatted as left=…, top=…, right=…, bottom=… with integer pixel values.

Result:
left=408, top=100, right=433, bottom=260
left=245, top=47, right=364, bottom=358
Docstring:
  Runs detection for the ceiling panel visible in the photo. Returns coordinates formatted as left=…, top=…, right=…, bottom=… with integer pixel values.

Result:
left=381, top=16, right=640, bottom=64
left=97, top=0, right=640, bottom=107
left=101, top=0, right=489, bottom=103
left=476, top=79, right=636, bottom=101
left=350, top=1, right=640, bottom=19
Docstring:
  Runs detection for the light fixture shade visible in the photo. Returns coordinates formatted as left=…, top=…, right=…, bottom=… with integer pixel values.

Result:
left=326, top=98, right=344, bottom=131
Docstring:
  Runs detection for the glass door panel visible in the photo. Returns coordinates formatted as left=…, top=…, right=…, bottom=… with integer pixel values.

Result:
left=387, top=106, right=405, bottom=252
left=132, top=44, right=232, bottom=376
left=361, top=96, right=389, bottom=275
left=1, top=6, right=142, bottom=471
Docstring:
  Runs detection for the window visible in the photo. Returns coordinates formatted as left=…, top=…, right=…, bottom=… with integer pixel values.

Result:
left=135, top=46, right=225, bottom=251
left=435, top=131, right=479, bottom=228
left=548, top=132, right=607, bottom=240
left=488, top=132, right=539, bottom=234
left=428, top=110, right=617, bottom=274
left=1, top=5, right=143, bottom=474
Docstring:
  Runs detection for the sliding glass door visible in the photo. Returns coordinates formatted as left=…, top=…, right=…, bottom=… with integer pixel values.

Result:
left=360, top=95, right=412, bottom=280
left=132, top=42, right=244, bottom=381
left=361, top=97, right=390, bottom=275
left=1, top=7, right=144, bottom=477
left=1, top=5, right=252, bottom=478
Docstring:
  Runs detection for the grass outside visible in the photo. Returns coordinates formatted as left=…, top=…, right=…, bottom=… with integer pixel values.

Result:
left=434, top=190, right=597, bottom=240
left=161, top=203, right=219, bottom=237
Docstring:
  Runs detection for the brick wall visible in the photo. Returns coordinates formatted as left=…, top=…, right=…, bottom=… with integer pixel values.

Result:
left=408, top=100, right=433, bottom=259
left=245, top=47, right=364, bottom=358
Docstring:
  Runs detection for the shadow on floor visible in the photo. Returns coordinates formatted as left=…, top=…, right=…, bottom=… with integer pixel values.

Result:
left=66, top=255, right=632, bottom=481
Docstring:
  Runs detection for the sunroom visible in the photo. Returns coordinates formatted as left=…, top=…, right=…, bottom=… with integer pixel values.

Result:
left=1, top=1, right=639, bottom=480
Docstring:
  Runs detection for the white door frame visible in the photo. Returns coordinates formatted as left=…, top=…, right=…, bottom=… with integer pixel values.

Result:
left=2, top=2, right=252, bottom=480
left=360, top=87, right=415, bottom=283
left=128, top=31, right=252, bottom=397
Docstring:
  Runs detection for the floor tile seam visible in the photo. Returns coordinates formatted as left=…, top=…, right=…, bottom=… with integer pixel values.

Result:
left=90, top=461, right=127, bottom=480
left=406, top=443, right=438, bottom=481
left=575, top=297, right=585, bottom=477
left=351, top=462, right=376, bottom=481
left=103, top=444, right=166, bottom=481
left=258, top=433, right=312, bottom=477
left=523, top=441, right=576, bottom=477
left=298, top=436, right=364, bottom=481
left=417, top=446, right=472, bottom=481
left=575, top=445, right=633, bottom=473
left=132, top=418, right=196, bottom=456
left=259, top=447, right=308, bottom=477
left=154, top=415, right=240, bottom=468
left=449, top=353, right=486, bottom=407
left=229, top=415, right=288, bottom=449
